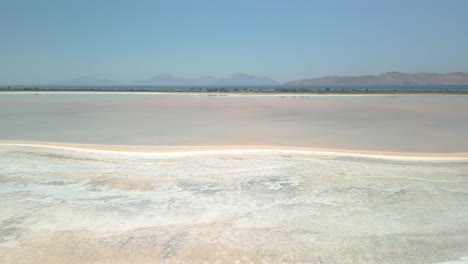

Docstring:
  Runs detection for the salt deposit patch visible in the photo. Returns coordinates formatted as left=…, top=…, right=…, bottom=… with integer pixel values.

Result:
left=0, top=145, right=467, bottom=263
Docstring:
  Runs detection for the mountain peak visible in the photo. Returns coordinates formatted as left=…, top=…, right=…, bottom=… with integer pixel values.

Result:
left=285, top=72, right=468, bottom=85
left=54, top=76, right=119, bottom=85
left=131, top=73, right=278, bottom=85
left=231, top=73, right=251, bottom=78
left=380, top=71, right=407, bottom=76
left=220, top=73, right=278, bottom=85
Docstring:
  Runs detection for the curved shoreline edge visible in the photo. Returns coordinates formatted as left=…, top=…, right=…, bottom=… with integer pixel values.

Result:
left=1, top=140, right=468, bottom=161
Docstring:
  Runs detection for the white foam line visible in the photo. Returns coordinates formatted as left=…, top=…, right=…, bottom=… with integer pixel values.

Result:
left=1, top=143, right=467, bottom=162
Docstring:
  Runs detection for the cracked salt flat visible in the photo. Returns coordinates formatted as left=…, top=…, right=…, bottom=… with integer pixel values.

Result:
left=0, top=145, right=468, bottom=263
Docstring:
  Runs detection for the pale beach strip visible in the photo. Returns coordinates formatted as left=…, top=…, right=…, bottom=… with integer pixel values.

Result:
left=1, top=140, right=468, bottom=161
left=0, top=91, right=418, bottom=97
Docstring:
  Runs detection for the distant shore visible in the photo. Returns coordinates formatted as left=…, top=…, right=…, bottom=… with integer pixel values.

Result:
left=1, top=87, right=468, bottom=95
left=2, top=141, right=468, bottom=160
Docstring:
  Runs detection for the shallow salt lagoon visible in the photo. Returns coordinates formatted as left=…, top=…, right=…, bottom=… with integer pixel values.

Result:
left=1, top=92, right=468, bottom=263
left=0, top=145, right=467, bottom=263
left=1, top=92, right=468, bottom=152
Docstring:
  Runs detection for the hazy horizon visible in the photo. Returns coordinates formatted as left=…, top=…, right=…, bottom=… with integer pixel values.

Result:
left=3, top=71, right=468, bottom=86
left=2, top=0, right=468, bottom=84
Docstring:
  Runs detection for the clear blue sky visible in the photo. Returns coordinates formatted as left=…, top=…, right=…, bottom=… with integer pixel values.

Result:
left=2, top=0, right=468, bottom=84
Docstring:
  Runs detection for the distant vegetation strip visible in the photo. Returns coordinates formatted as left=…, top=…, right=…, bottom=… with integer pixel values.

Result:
left=1, top=87, right=468, bottom=95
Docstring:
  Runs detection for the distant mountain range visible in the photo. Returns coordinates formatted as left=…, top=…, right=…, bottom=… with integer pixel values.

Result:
left=54, top=73, right=279, bottom=86
left=133, top=73, right=278, bottom=85
left=52, top=72, right=468, bottom=86
left=53, top=76, right=121, bottom=85
left=285, top=72, right=468, bottom=85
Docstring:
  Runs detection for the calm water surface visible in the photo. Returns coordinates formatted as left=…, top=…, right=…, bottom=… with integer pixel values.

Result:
left=1, top=92, right=468, bottom=152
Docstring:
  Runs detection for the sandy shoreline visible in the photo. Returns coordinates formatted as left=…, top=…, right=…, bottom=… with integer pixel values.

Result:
left=1, top=140, right=468, bottom=159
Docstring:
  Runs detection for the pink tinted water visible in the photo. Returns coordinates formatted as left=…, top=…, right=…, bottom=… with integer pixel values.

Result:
left=1, top=93, right=467, bottom=152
